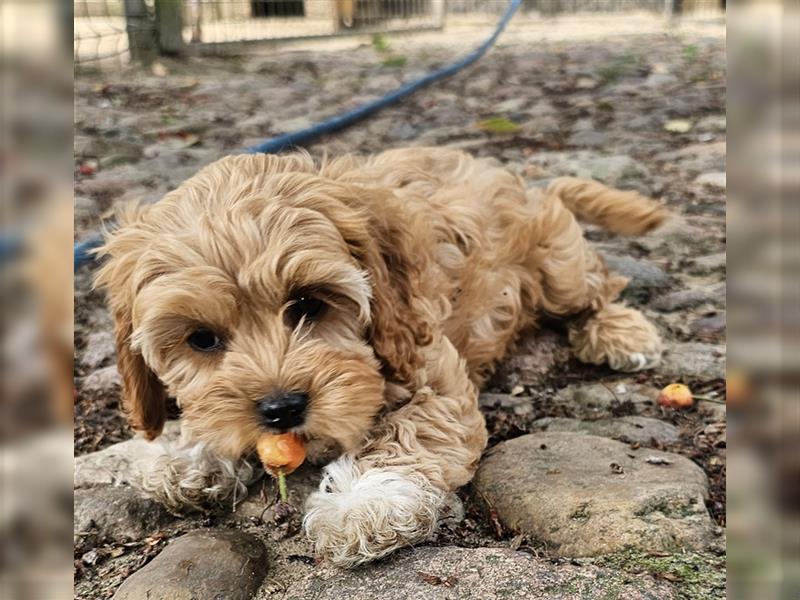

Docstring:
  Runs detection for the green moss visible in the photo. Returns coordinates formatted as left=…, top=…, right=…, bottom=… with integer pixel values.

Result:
left=542, top=573, right=624, bottom=598
left=371, top=33, right=391, bottom=53
left=634, top=495, right=699, bottom=519
left=597, top=100, right=615, bottom=112
left=496, top=580, right=527, bottom=598
left=382, top=56, right=408, bottom=68
left=600, top=581, right=623, bottom=600
left=596, top=548, right=726, bottom=600
left=542, top=578, right=581, bottom=595
left=682, top=44, right=699, bottom=62
left=597, top=54, right=644, bottom=84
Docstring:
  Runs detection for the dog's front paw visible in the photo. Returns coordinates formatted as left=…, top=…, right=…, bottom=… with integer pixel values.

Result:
left=570, top=304, right=663, bottom=372
left=609, top=350, right=662, bottom=372
left=303, top=457, right=444, bottom=567
left=135, top=441, right=259, bottom=513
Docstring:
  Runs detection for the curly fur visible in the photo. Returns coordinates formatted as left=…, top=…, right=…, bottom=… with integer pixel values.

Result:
left=135, top=438, right=260, bottom=513
left=304, top=456, right=444, bottom=567
left=95, top=147, right=667, bottom=565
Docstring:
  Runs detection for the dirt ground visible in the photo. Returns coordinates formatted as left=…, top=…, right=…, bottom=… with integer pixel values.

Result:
left=74, top=13, right=726, bottom=599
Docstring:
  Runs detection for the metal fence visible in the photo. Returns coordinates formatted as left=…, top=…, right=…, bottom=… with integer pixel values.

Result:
left=75, top=0, right=446, bottom=65
left=184, top=0, right=444, bottom=47
left=74, top=0, right=724, bottom=66
left=446, top=0, right=722, bottom=14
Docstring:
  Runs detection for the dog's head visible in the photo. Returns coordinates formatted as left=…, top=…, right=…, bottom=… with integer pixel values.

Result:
left=95, top=153, right=432, bottom=459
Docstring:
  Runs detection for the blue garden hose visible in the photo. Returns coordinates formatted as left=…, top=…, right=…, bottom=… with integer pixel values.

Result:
left=74, top=236, right=104, bottom=271
left=247, top=0, right=523, bottom=154
left=71, top=0, right=523, bottom=270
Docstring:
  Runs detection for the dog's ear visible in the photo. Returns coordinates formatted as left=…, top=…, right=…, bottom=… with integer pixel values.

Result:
left=357, top=212, right=433, bottom=384
left=318, top=181, right=434, bottom=384
left=94, top=210, right=167, bottom=441
left=111, top=305, right=167, bottom=440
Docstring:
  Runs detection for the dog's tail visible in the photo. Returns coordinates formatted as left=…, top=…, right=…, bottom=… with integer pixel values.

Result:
left=546, top=177, right=669, bottom=236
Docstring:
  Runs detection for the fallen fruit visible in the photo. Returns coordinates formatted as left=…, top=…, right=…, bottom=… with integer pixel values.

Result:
left=256, top=432, right=306, bottom=476
left=78, top=163, right=96, bottom=176
left=257, top=433, right=306, bottom=503
left=657, top=383, right=694, bottom=409
left=725, top=370, right=749, bottom=407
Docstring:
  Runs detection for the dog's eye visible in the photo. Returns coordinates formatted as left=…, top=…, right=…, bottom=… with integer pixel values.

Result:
left=187, top=328, right=224, bottom=352
left=286, top=296, right=326, bottom=327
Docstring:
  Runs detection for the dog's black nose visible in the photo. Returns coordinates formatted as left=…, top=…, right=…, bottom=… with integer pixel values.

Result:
left=258, top=391, right=309, bottom=430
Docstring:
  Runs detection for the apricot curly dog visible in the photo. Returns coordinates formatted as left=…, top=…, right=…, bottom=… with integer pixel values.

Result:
left=95, top=147, right=667, bottom=566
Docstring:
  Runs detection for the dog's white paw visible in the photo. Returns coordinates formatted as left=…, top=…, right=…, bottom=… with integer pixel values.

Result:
left=303, top=456, right=443, bottom=567
left=135, top=441, right=259, bottom=513
left=609, top=350, right=662, bottom=372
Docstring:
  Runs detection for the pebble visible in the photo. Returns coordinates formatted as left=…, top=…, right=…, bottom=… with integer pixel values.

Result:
left=526, top=151, right=652, bottom=190
left=698, top=398, right=726, bottom=423
left=473, top=433, right=716, bottom=557
left=689, top=252, right=727, bottom=274
left=657, top=342, right=726, bottom=380
left=74, top=195, right=99, bottom=222
left=695, top=115, right=726, bottom=132
left=113, top=529, right=268, bottom=600
left=553, top=382, right=660, bottom=418
left=79, top=331, right=116, bottom=370
left=634, top=216, right=712, bottom=257
left=519, top=114, right=561, bottom=136
left=437, top=493, right=466, bottom=529
left=651, top=284, right=726, bottom=311
left=689, top=312, right=726, bottom=339
left=280, top=546, right=674, bottom=599
left=388, top=121, right=418, bottom=141
left=567, top=129, right=609, bottom=148
left=526, top=99, right=557, bottom=117
left=79, top=365, right=122, bottom=398
left=623, top=115, right=655, bottom=130
left=75, top=421, right=182, bottom=488
left=479, top=393, right=535, bottom=417
left=655, top=141, right=726, bottom=175
left=238, top=113, right=274, bottom=132
left=575, top=76, right=599, bottom=89
left=271, top=116, right=313, bottom=134
left=75, top=177, right=130, bottom=203
left=74, top=487, right=175, bottom=542
left=643, top=73, right=679, bottom=88
left=99, top=146, right=144, bottom=169
left=694, top=171, right=726, bottom=190
left=600, top=253, right=671, bottom=299
left=495, top=97, right=529, bottom=113
left=571, top=118, right=594, bottom=132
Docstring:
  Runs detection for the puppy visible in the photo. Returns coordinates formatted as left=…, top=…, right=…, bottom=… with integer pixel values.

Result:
left=95, top=147, right=667, bottom=566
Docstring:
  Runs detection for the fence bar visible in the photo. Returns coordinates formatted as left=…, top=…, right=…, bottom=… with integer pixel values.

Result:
left=155, top=0, right=185, bottom=54
left=123, top=0, right=156, bottom=61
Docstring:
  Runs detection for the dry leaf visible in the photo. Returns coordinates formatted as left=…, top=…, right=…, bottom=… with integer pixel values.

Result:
left=645, top=456, right=673, bottom=465
left=664, top=119, right=692, bottom=133
left=478, top=117, right=521, bottom=134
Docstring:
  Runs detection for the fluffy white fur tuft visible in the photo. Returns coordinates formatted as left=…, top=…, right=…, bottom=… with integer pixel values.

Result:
left=303, top=456, right=444, bottom=567
left=134, top=440, right=260, bottom=513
